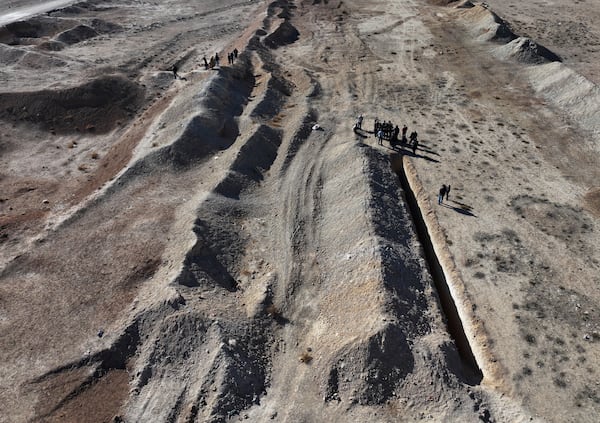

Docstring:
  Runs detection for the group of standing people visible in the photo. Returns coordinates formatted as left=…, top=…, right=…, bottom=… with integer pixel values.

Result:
left=170, top=48, right=240, bottom=79
left=355, top=114, right=419, bottom=155
left=354, top=114, right=453, bottom=208
left=203, top=52, right=220, bottom=70
left=202, top=48, right=239, bottom=70
left=227, top=48, right=239, bottom=64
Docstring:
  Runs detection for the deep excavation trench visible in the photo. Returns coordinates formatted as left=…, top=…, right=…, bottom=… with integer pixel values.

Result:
left=392, top=155, right=483, bottom=385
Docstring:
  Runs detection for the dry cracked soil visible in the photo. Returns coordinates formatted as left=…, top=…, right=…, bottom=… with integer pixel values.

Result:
left=0, top=0, right=599, bottom=422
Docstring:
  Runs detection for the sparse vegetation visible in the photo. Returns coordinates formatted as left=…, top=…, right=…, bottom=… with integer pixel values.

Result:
left=299, top=350, right=313, bottom=364
left=265, top=304, right=281, bottom=318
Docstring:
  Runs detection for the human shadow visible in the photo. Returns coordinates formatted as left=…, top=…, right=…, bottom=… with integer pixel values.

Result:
left=415, top=144, right=439, bottom=156
left=273, top=314, right=291, bottom=325
left=394, top=146, right=440, bottom=163
left=440, top=202, right=477, bottom=217
left=353, top=128, right=369, bottom=138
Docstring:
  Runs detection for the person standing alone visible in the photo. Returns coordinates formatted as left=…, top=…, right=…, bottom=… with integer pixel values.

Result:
left=438, top=185, right=447, bottom=205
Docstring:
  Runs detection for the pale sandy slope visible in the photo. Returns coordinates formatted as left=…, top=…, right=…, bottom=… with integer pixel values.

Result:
left=0, top=0, right=599, bottom=422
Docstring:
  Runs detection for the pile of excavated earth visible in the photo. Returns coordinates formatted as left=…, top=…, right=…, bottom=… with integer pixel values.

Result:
left=0, top=0, right=599, bottom=422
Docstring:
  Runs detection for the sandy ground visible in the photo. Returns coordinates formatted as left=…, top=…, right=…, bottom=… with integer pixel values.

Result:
left=0, top=0, right=599, bottom=422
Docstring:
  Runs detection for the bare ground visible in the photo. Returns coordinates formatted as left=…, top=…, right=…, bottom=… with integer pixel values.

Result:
left=0, top=0, right=599, bottom=422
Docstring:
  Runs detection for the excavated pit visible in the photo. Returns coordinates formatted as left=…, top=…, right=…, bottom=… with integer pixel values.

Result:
left=392, top=156, right=483, bottom=385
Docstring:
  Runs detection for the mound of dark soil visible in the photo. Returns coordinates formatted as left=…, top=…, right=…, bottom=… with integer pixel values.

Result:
left=89, top=18, right=122, bottom=34
left=0, top=44, right=26, bottom=64
left=18, top=51, right=67, bottom=68
left=264, top=21, right=299, bottom=49
left=48, top=1, right=100, bottom=16
left=455, top=0, right=474, bottom=8
left=325, top=324, right=414, bottom=405
left=56, top=24, right=98, bottom=45
left=0, top=16, right=120, bottom=48
left=487, top=11, right=516, bottom=42
left=428, top=0, right=459, bottom=5
left=0, top=16, right=74, bottom=45
left=0, top=76, right=145, bottom=134
left=36, top=40, right=66, bottom=51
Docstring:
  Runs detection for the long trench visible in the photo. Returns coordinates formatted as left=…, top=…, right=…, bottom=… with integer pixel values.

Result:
left=392, top=155, right=483, bottom=385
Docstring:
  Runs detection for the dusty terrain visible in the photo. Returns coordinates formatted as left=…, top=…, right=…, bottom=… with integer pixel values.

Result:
left=0, top=0, right=599, bottom=422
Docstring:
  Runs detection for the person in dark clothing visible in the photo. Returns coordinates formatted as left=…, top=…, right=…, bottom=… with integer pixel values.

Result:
left=438, top=185, right=447, bottom=205
left=171, top=64, right=179, bottom=79
left=446, top=185, right=451, bottom=200
left=233, top=48, right=239, bottom=58
left=402, top=125, right=408, bottom=142
left=203, top=56, right=209, bottom=70
left=412, top=138, right=418, bottom=155
left=215, top=52, right=220, bottom=67
left=409, top=130, right=417, bottom=143
left=392, top=125, right=400, bottom=145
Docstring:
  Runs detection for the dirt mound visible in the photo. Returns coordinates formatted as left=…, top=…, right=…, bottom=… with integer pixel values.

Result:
left=459, top=4, right=516, bottom=42
left=124, top=309, right=270, bottom=422
left=495, top=36, right=562, bottom=64
left=159, top=69, right=254, bottom=168
left=0, top=16, right=73, bottom=45
left=89, top=18, right=121, bottom=34
left=0, top=43, right=26, bottom=64
left=428, top=0, right=459, bottom=5
left=528, top=62, right=600, bottom=138
left=115, top=60, right=255, bottom=180
left=36, top=40, right=66, bottom=51
left=0, top=76, right=145, bottom=134
left=325, top=324, right=414, bottom=405
left=264, top=20, right=299, bottom=49
left=0, top=15, right=120, bottom=48
left=48, top=1, right=101, bottom=16
left=215, top=125, right=283, bottom=199
left=56, top=24, right=98, bottom=44
left=455, top=0, right=474, bottom=8
left=17, top=50, right=67, bottom=68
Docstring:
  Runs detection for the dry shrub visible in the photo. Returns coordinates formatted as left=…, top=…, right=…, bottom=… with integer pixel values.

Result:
left=265, top=304, right=280, bottom=318
left=299, top=351, right=313, bottom=364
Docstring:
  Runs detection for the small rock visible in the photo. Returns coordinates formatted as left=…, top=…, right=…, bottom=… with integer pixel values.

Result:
left=42, top=199, right=50, bottom=204
left=97, top=329, right=104, bottom=338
